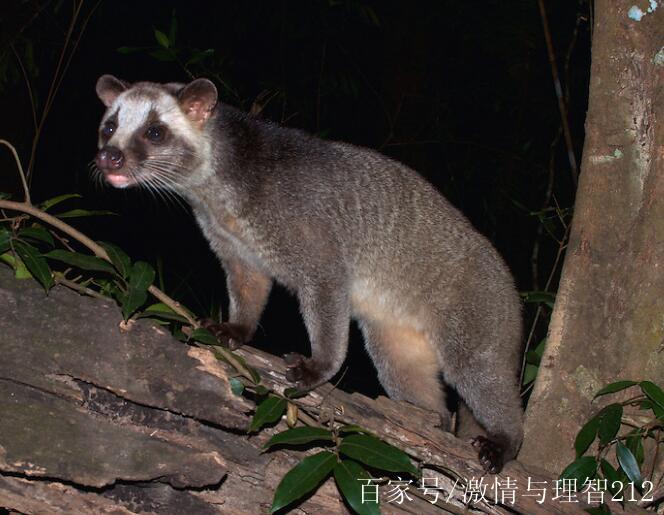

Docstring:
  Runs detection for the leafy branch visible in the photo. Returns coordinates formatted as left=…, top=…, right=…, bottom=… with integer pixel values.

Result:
left=560, top=380, right=664, bottom=510
left=0, top=139, right=257, bottom=383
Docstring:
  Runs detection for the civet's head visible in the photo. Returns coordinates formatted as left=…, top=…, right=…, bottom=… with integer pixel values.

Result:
left=94, top=75, right=217, bottom=190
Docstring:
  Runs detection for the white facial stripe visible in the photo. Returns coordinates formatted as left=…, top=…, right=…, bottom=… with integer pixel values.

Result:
left=102, top=90, right=201, bottom=153
left=107, top=93, right=152, bottom=148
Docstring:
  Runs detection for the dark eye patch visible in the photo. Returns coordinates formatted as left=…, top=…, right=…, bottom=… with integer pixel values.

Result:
left=141, top=109, right=168, bottom=144
left=102, top=121, right=116, bottom=137
left=145, top=125, right=167, bottom=143
left=100, top=111, right=118, bottom=142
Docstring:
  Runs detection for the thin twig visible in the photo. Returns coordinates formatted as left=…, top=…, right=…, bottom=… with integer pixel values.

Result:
left=10, top=44, right=38, bottom=133
left=1, top=1, right=51, bottom=47
left=563, top=7, right=586, bottom=108
left=537, top=0, right=578, bottom=186
left=530, top=127, right=561, bottom=290
left=0, top=199, right=198, bottom=325
left=50, top=0, right=102, bottom=109
left=520, top=222, right=570, bottom=386
left=522, top=1, right=586, bottom=384
left=54, top=272, right=108, bottom=300
left=0, top=139, right=31, bottom=204
left=146, top=284, right=195, bottom=326
left=295, top=406, right=319, bottom=427
left=0, top=200, right=106, bottom=258
left=27, top=0, right=85, bottom=181
left=0, top=196, right=259, bottom=383
left=50, top=230, right=77, bottom=252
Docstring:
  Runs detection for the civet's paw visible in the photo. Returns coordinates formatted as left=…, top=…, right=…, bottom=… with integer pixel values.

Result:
left=200, top=319, right=247, bottom=350
left=283, top=353, right=322, bottom=390
left=471, top=435, right=504, bottom=474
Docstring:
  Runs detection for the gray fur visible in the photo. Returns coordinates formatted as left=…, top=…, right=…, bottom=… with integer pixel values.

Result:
left=94, top=76, right=524, bottom=470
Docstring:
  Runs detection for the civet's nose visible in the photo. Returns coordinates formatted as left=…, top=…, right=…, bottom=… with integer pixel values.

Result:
left=95, top=146, right=125, bottom=170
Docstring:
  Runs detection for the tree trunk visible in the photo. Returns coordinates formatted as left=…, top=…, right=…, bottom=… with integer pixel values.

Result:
left=521, top=0, right=664, bottom=475
left=0, top=267, right=593, bottom=514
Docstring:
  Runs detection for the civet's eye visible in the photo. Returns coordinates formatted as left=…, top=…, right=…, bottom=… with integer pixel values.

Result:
left=145, top=125, right=166, bottom=143
left=101, top=121, right=116, bottom=137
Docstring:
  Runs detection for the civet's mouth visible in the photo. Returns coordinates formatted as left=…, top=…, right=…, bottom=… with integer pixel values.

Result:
left=104, top=171, right=134, bottom=188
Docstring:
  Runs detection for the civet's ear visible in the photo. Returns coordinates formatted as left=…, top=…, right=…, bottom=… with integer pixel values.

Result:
left=163, top=82, right=185, bottom=96
left=178, top=78, right=218, bottom=128
left=96, top=75, right=129, bottom=107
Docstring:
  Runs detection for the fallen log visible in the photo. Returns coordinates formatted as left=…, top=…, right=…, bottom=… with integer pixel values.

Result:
left=0, top=267, right=602, bottom=514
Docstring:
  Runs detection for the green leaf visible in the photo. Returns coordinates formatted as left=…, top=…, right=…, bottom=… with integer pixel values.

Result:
left=652, top=402, right=664, bottom=420
left=211, top=347, right=261, bottom=384
left=532, top=338, right=546, bottom=358
left=39, top=193, right=81, bottom=211
left=98, top=241, right=131, bottom=278
left=190, top=327, right=220, bottom=345
left=520, top=291, right=556, bottom=308
left=13, top=241, right=53, bottom=291
left=575, top=416, right=599, bottom=457
left=0, top=192, right=10, bottom=200
left=154, top=29, right=170, bottom=48
left=522, top=363, right=538, bottom=386
left=640, top=381, right=664, bottom=410
left=361, top=6, right=380, bottom=27
left=284, top=387, right=308, bottom=399
left=626, top=432, right=644, bottom=466
left=230, top=377, right=244, bottom=396
left=249, top=395, right=286, bottom=432
left=15, top=258, right=31, bottom=279
left=600, top=459, right=623, bottom=502
left=271, top=451, right=337, bottom=513
left=138, top=302, right=188, bottom=323
left=339, top=434, right=418, bottom=476
left=173, top=327, right=188, bottom=342
left=600, top=459, right=620, bottom=493
left=0, top=228, right=10, bottom=253
left=149, top=49, right=175, bottom=62
left=559, top=456, right=597, bottom=490
left=122, top=261, right=155, bottom=319
left=253, top=385, right=270, bottom=397
left=616, top=441, right=642, bottom=489
left=96, top=277, right=123, bottom=301
left=43, top=249, right=116, bottom=274
left=598, top=404, right=623, bottom=446
left=186, top=48, right=214, bottom=65
left=594, top=381, right=638, bottom=399
left=585, top=505, right=611, bottom=515
left=54, top=209, right=115, bottom=219
left=1, top=251, right=31, bottom=279
left=18, top=226, right=54, bottom=246
left=0, top=252, right=13, bottom=266
left=264, top=427, right=334, bottom=449
left=525, top=351, right=540, bottom=365
left=334, top=459, right=380, bottom=515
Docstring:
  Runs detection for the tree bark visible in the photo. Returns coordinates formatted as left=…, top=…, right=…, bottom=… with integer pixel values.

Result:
left=521, top=0, right=664, bottom=475
left=0, top=267, right=596, bottom=514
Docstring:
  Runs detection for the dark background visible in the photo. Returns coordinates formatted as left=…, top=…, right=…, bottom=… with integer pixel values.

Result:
left=0, top=0, right=591, bottom=396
